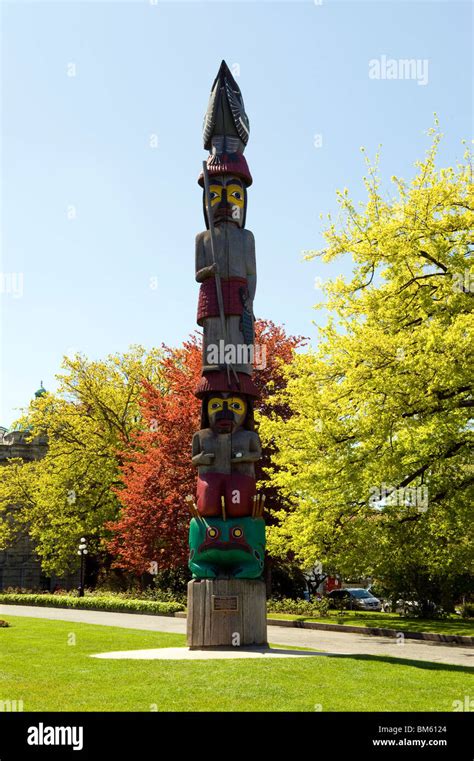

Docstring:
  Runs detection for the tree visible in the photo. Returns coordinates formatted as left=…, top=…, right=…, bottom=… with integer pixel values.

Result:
left=108, top=321, right=306, bottom=576
left=0, top=346, right=163, bottom=575
left=107, top=337, right=202, bottom=576
left=259, top=127, right=473, bottom=608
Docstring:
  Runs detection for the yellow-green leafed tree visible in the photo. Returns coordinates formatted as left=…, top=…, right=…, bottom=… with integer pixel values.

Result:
left=0, top=346, right=163, bottom=576
left=259, top=127, right=473, bottom=607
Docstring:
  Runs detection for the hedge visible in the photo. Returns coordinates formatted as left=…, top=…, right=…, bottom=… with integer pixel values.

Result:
left=461, top=602, right=474, bottom=619
left=0, top=593, right=184, bottom=616
left=267, top=598, right=330, bottom=617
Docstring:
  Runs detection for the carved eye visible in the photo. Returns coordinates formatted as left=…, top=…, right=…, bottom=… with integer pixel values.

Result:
left=209, top=186, right=221, bottom=205
left=208, top=398, right=224, bottom=413
left=207, top=527, right=219, bottom=540
left=227, top=184, right=244, bottom=206
left=232, top=527, right=243, bottom=539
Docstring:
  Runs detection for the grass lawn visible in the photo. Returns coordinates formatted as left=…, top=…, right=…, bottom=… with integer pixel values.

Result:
left=0, top=616, right=472, bottom=712
left=267, top=612, right=474, bottom=636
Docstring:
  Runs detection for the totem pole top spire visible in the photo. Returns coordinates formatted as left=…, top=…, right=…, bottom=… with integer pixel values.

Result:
left=202, top=59, right=250, bottom=155
left=199, top=60, right=252, bottom=187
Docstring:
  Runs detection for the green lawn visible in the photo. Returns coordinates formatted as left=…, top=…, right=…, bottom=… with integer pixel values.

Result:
left=267, top=612, right=474, bottom=636
left=0, top=616, right=472, bottom=711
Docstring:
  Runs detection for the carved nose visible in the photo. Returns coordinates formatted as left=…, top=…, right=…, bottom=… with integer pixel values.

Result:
left=217, top=403, right=233, bottom=420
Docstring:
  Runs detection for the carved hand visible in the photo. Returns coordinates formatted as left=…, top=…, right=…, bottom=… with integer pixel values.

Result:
left=196, top=262, right=218, bottom=282
left=193, top=452, right=215, bottom=466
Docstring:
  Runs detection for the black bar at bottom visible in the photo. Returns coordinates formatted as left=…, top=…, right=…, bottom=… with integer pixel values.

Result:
left=0, top=712, right=472, bottom=759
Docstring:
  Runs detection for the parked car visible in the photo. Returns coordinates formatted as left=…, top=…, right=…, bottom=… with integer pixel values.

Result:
left=326, top=588, right=382, bottom=612
left=383, top=599, right=440, bottom=615
left=382, top=599, right=419, bottom=614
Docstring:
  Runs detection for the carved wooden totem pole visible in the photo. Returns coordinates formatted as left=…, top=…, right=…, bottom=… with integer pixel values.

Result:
left=186, top=61, right=267, bottom=648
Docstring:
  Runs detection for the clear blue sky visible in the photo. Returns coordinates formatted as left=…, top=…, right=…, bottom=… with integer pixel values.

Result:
left=1, top=0, right=472, bottom=425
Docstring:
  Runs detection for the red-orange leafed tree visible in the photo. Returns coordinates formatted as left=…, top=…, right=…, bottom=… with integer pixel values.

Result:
left=107, top=321, right=305, bottom=575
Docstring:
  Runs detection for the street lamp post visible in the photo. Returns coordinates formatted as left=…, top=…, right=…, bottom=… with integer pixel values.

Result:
left=77, top=538, right=88, bottom=598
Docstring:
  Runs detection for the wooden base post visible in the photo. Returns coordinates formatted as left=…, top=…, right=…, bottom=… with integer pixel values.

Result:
left=186, top=578, right=267, bottom=648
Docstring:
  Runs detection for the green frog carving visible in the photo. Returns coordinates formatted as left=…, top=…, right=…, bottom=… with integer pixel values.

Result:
left=188, top=516, right=265, bottom=579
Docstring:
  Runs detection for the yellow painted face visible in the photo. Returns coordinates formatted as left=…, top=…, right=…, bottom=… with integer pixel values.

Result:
left=207, top=176, right=246, bottom=227
left=209, top=182, right=245, bottom=208
left=207, top=395, right=247, bottom=433
left=208, top=396, right=247, bottom=415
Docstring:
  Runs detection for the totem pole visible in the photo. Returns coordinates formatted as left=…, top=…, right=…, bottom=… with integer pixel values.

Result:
left=186, top=61, right=267, bottom=648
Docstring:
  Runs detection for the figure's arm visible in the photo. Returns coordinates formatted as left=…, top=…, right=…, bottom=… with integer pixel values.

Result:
left=250, top=431, right=262, bottom=459
left=195, top=232, right=217, bottom=283
left=231, top=432, right=262, bottom=463
left=191, top=432, right=201, bottom=464
left=245, top=231, right=257, bottom=301
left=191, top=432, right=215, bottom=466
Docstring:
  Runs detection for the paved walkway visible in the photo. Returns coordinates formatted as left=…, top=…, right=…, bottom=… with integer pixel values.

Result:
left=1, top=605, right=472, bottom=668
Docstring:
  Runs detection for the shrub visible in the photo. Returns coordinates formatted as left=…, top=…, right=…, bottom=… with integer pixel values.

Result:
left=148, top=568, right=190, bottom=600
left=267, top=597, right=324, bottom=617
left=142, top=587, right=187, bottom=605
left=317, top=597, right=331, bottom=617
left=268, top=560, right=308, bottom=600
left=80, top=588, right=187, bottom=605
left=0, top=593, right=184, bottom=616
left=461, top=602, right=474, bottom=619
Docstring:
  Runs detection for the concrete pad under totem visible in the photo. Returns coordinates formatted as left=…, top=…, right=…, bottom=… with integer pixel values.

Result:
left=90, top=646, right=335, bottom=660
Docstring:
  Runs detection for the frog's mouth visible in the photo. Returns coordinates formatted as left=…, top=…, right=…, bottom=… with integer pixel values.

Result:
left=198, top=540, right=251, bottom=554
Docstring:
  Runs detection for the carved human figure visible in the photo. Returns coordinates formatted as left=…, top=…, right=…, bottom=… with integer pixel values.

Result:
left=191, top=393, right=261, bottom=518
left=196, top=174, right=256, bottom=376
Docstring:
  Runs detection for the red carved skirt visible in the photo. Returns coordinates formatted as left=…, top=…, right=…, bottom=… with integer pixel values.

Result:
left=197, top=277, right=247, bottom=326
left=196, top=472, right=256, bottom=517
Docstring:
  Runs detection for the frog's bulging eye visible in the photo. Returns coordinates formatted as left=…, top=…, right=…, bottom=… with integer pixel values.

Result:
left=207, top=527, right=219, bottom=540
left=232, top=527, right=243, bottom=539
